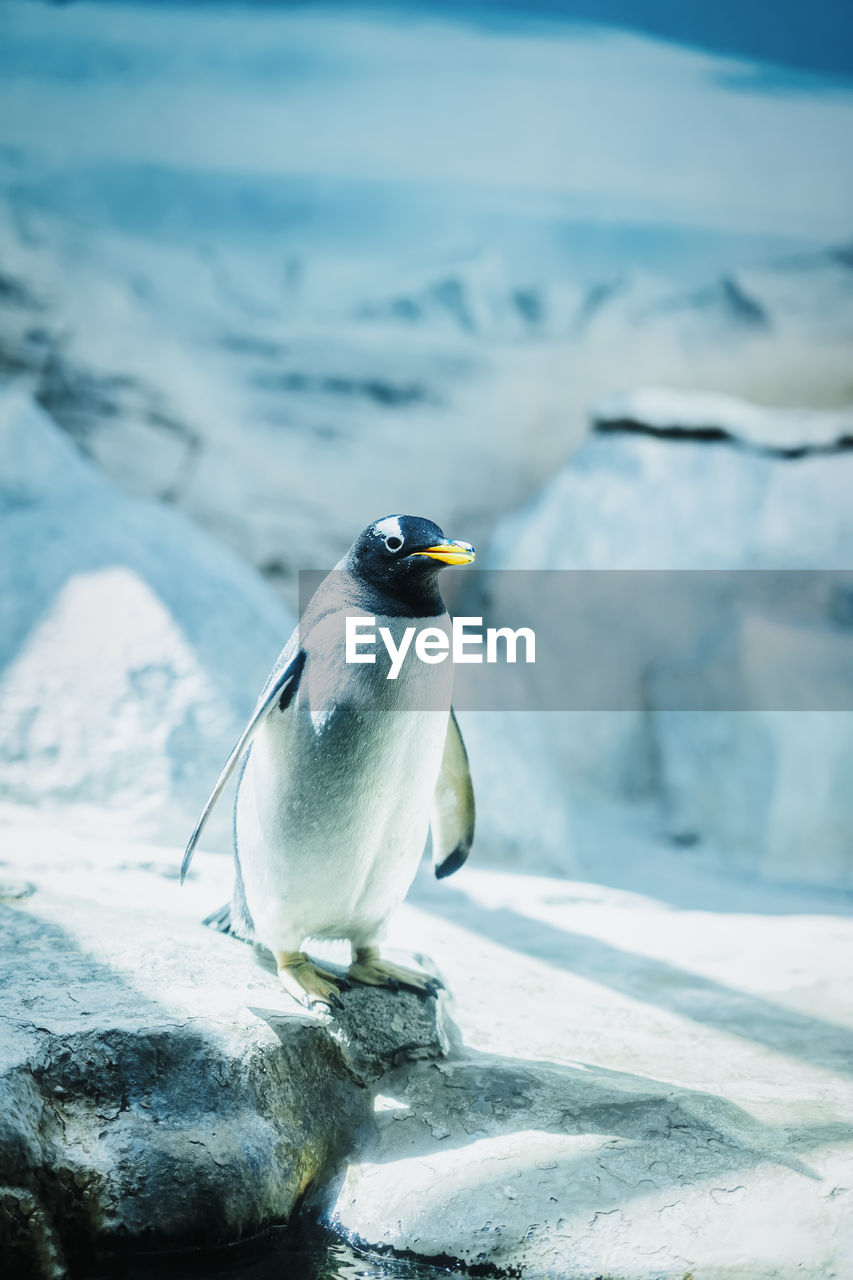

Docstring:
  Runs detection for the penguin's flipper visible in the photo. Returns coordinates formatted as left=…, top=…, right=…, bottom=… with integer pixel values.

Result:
left=180, top=648, right=307, bottom=884
left=431, top=707, right=475, bottom=879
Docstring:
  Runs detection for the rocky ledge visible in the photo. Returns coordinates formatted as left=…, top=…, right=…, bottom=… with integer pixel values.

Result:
left=0, top=827, right=449, bottom=1279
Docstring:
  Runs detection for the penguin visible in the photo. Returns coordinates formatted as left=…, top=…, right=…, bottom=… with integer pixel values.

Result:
left=181, top=514, right=476, bottom=1011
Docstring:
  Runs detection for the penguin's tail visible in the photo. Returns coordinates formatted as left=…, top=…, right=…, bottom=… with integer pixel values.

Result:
left=203, top=902, right=234, bottom=933
left=202, top=899, right=255, bottom=945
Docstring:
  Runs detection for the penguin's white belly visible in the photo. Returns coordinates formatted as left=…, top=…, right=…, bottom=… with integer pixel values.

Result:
left=235, top=612, right=453, bottom=952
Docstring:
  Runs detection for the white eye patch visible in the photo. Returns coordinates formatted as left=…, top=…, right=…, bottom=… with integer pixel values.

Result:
left=375, top=515, right=404, bottom=543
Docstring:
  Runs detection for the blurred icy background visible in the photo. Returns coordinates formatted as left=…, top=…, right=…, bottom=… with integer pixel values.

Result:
left=1, top=0, right=853, bottom=888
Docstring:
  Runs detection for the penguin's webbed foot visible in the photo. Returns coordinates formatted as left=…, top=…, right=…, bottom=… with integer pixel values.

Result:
left=348, top=946, right=442, bottom=999
left=275, top=950, right=349, bottom=1012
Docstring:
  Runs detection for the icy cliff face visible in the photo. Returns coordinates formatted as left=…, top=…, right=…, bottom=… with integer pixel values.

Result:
left=493, top=398, right=853, bottom=572
left=488, top=391, right=853, bottom=886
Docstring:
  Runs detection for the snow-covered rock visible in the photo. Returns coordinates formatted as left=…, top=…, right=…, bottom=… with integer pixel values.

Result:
left=488, top=396, right=853, bottom=886
left=491, top=426, right=853, bottom=572
left=594, top=387, right=853, bottom=455
left=0, top=389, right=293, bottom=848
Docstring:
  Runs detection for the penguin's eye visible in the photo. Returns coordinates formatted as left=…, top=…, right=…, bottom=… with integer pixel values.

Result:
left=384, top=535, right=404, bottom=553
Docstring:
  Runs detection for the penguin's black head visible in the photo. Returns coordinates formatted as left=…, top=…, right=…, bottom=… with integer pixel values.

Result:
left=345, top=514, right=475, bottom=615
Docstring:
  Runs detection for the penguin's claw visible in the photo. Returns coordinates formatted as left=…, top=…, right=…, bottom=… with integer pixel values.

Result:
left=348, top=949, right=443, bottom=999
left=311, top=962, right=351, bottom=989
left=275, top=951, right=347, bottom=1012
